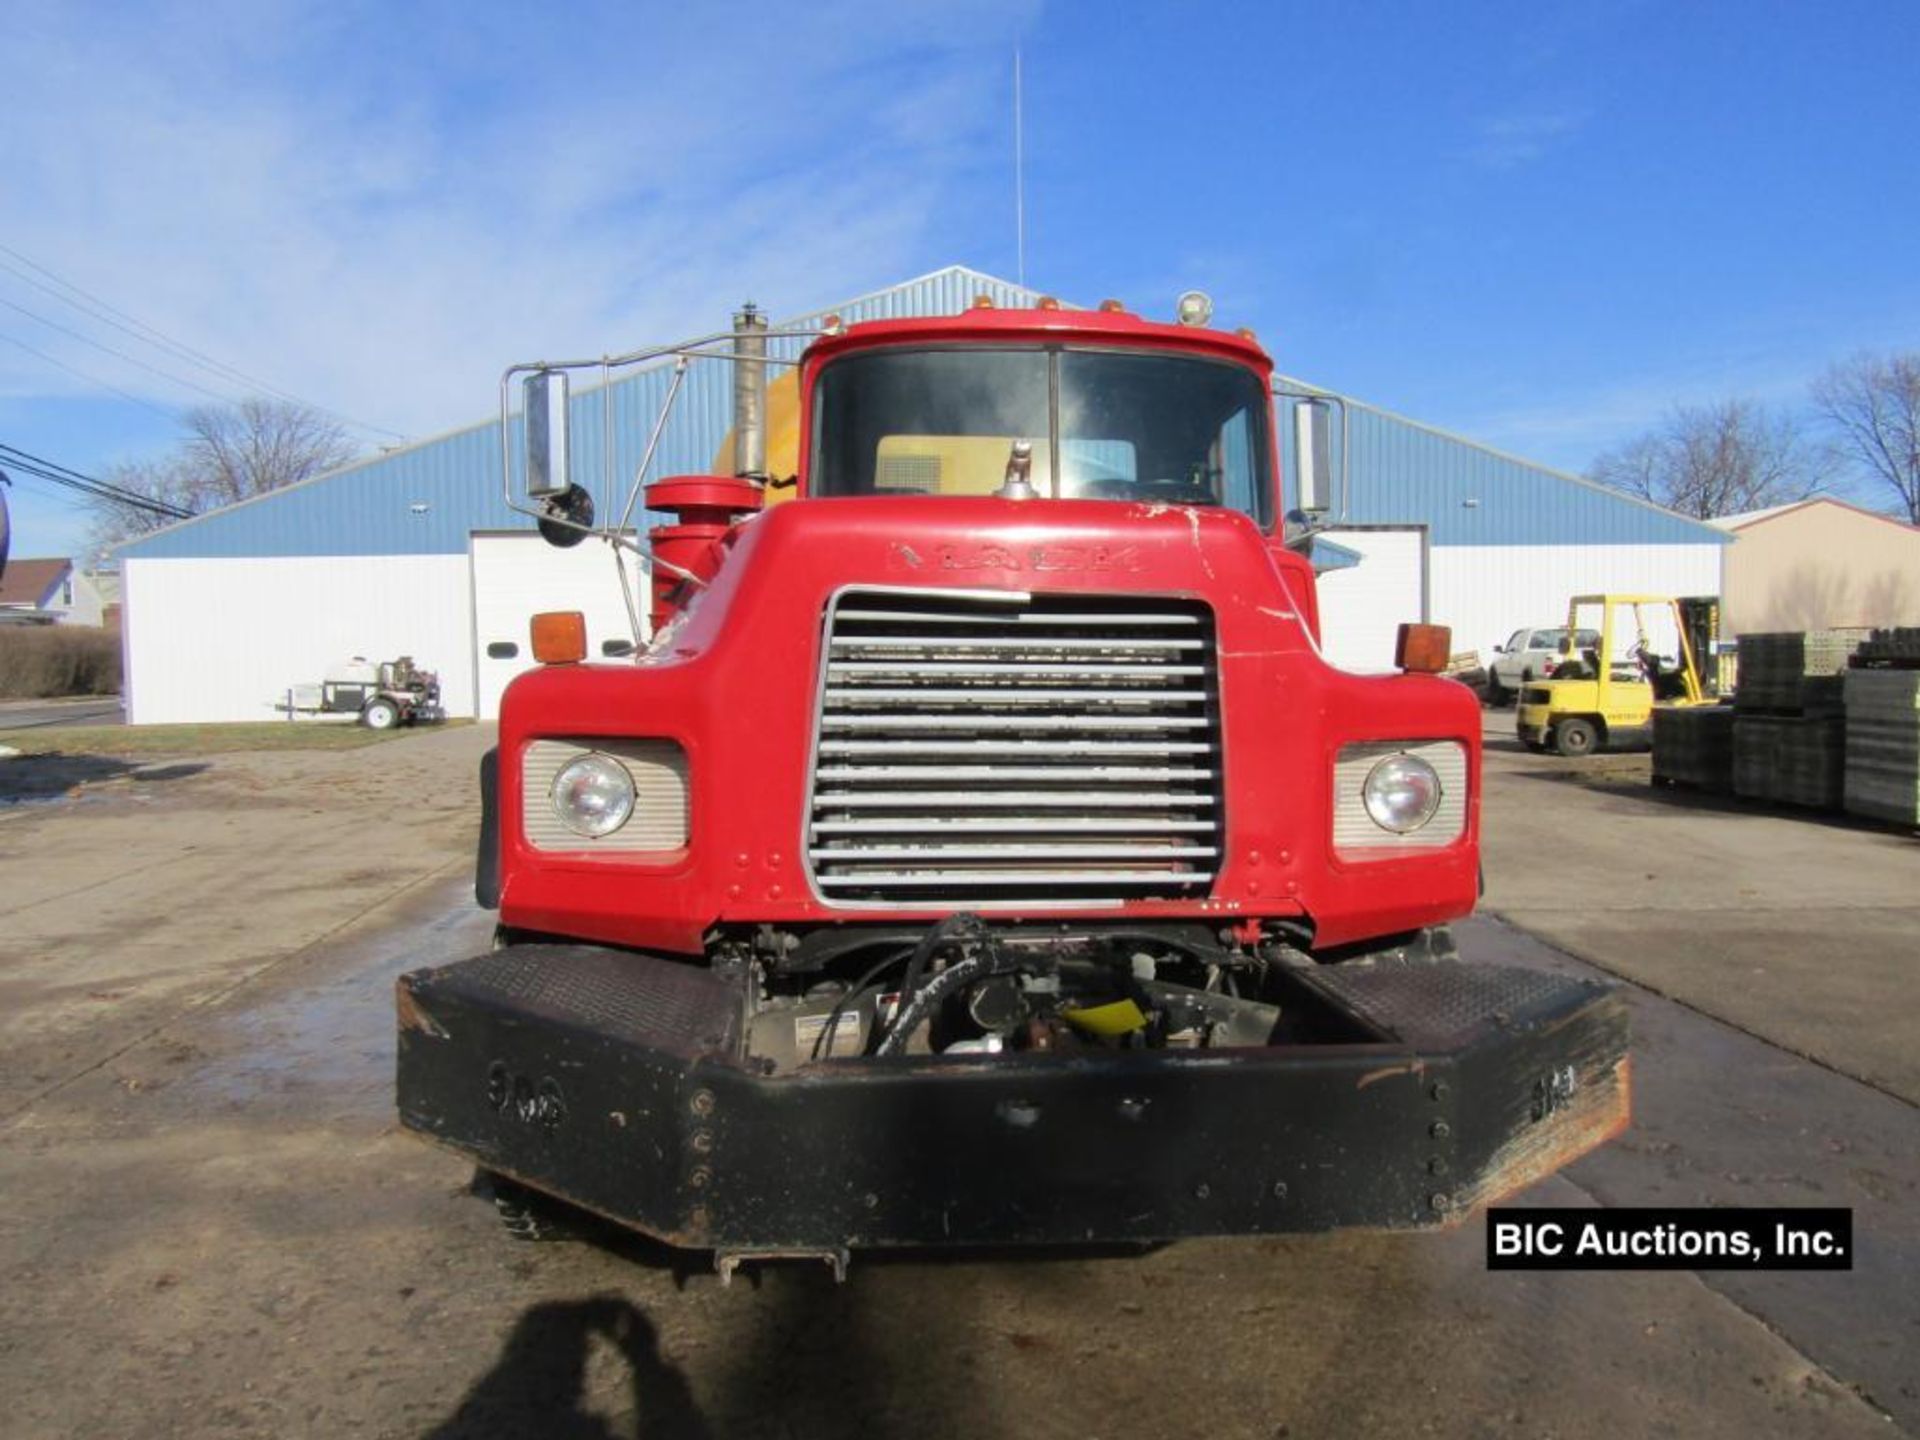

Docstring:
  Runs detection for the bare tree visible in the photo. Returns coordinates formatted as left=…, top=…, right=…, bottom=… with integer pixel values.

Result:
left=1588, top=400, right=1827, bottom=519
left=93, top=398, right=360, bottom=549
left=1812, top=352, right=1920, bottom=524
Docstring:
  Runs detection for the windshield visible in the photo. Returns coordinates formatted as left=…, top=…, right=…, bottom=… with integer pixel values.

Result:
left=810, top=346, right=1273, bottom=526
left=1535, top=629, right=1601, bottom=651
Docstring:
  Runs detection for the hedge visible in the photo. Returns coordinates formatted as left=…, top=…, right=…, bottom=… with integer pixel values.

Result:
left=0, top=626, right=123, bottom=699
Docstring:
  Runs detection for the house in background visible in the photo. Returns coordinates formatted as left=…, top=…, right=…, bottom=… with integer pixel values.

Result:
left=0, top=557, right=108, bottom=626
left=91, top=566, right=123, bottom=629
left=1711, top=498, right=1920, bottom=635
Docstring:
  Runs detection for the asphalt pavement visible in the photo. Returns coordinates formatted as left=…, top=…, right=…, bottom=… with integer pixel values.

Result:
left=0, top=721, right=1910, bottom=1438
left=0, top=695, right=124, bottom=731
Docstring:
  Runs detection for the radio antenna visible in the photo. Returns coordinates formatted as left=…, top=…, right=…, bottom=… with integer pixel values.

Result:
left=1014, top=47, right=1026, bottom=289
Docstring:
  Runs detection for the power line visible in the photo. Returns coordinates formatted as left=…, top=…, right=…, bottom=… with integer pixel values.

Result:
left=2, top=456, right=188, bottom=519
left=0, top=250, right=266, bottom=396
left=3, top=453, right=189, bottom=522
left=0, top=441, right=191, bottom=518
left=0, top=293, right=244, bottom=406
left=1, top=468, right=93, bottom=515
left=1, top=455, right=186, bottom=518
left=0, top=329, right=181, bottom=422
left=0, top=440, right=165, bottom=505
left=0, top=240, right=408, bottom=440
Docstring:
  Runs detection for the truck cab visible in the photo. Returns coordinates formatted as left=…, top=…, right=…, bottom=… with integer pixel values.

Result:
left=397, top=298, right=1630, bottom=1274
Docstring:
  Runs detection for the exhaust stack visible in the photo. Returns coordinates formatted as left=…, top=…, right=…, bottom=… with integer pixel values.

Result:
left=731, top=303, right=768, bottom=481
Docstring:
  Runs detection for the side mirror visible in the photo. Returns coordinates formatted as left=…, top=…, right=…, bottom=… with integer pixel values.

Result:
left=523, top=370, right=571, bottom=499
left=1291, top=399, right=1331, bottom=514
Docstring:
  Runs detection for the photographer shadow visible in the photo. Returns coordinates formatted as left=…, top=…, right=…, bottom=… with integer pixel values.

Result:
left=425, top=1294, right=710, bottom=1440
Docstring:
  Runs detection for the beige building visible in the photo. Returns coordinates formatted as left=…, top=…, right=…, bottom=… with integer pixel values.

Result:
left=1712, top=498, right=1920, bottom=635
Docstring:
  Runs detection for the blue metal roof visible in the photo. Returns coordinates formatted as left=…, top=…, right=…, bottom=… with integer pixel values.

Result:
left=121, top=267, right=1722, bottom=558
left=1280, top=391, right=1727, bottom=547
left=118, top=267, right=1044, bottom=561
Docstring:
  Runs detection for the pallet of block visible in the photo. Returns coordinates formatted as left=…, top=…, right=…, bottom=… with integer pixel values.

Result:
left=1849, top=627, right=1920, bottom=670
left=1733, top=630, right=1870, bottom=714
left=1652, top=704, right=1736, bottom=792
left=1844, top=669, right=1920, bottom=825
left=1733, top=713, right=1845, bottom=809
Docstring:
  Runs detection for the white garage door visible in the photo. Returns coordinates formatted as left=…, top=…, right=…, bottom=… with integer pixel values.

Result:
left=1312, top=527, right=1427, bottom=672
left=470, top=533, right=645, bottom=719
left=122, top=553, right=475, bottom=724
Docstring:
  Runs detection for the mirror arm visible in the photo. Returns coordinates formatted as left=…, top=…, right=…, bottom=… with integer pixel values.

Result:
left=615, top=357, right=690, bottom=535
left=499, top=332, right=814, bottom=530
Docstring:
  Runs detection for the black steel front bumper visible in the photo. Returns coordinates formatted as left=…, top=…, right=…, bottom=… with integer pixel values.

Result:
left=396, top=945, right=1628, bottom=1253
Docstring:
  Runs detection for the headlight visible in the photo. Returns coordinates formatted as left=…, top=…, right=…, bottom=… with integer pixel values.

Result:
left=550, top=753, right=636, bottom=837
left=1363, top=753, right=1442, bottom=833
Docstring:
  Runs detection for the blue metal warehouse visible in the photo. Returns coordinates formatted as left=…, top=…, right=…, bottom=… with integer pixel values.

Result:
left=118, top=265, right=1725, bottom=722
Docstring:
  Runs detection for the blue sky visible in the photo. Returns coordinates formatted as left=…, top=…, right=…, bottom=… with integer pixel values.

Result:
left=4, top=0, right=1916, bottom=561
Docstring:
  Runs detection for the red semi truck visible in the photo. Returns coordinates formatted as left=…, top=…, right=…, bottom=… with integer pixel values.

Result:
left=395, top=294, right=1629, bottom=1276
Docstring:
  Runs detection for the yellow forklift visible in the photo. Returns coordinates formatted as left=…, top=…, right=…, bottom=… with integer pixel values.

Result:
left=1516, top=594, right=1712, bottom=756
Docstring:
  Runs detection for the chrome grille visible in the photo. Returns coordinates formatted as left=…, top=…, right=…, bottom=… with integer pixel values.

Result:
left=806, top=588, right=1223, bottom=904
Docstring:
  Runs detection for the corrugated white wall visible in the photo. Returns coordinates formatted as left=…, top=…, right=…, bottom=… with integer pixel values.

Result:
left=123, top=555, right=474, bottom=724
left=470, top=534, right=646, bottom=719
left=1430, top=544, right=1723, bottom=661
left=1313, top=527, right=1426, bottom=672
left=121, top=540, right=1724, bottom=723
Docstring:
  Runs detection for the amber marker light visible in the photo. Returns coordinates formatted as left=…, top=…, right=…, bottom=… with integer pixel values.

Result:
left=531, top=611, right=589, bottom=665
left=1395, top=623, right=1453, bottom=675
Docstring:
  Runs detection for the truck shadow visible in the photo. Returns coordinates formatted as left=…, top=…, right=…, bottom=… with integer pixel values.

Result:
left=422, top=1293, right=712, bottom=1440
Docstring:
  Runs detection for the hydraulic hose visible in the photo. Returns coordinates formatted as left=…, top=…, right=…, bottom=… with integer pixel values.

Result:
left=874, top=949, right=997, bottom=1057
left=872, top=912, right=994, bottom=1058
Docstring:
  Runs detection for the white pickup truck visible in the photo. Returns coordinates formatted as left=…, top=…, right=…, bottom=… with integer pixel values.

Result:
left=1484, top=625, right=1600, bottom=705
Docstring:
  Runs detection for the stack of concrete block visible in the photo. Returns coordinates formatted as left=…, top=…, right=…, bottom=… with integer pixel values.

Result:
left=1850, top=627, right=1920, bottom=669
left=1734, top=630, right=1869, bottom=715
left=1734, top=713, right=1846, bottom=808
left=1652, top=704, right=1736, bottom=792
left=1843, top=668, right=1920, bottom=826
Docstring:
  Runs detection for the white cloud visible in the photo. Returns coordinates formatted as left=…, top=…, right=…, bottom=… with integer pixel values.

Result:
left=1456, top=109, right=1589, bottom=169
left=0, top=0, right=1033, bottom=440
